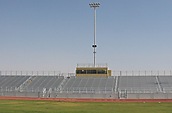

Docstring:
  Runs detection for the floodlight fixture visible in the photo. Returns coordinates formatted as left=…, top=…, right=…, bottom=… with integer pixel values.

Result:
left=89, top=3, right=100, bottom=8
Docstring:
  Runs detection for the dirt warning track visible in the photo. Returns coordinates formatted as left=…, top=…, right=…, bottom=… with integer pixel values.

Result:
left=1, top=96, right=172, bottom=102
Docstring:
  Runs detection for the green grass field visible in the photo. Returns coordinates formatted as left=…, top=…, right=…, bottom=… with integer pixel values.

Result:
left=0, top=100, right=172, bottom=113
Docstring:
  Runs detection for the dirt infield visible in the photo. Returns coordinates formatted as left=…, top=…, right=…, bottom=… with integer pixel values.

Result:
left=1, top=96, right=172, bottom=102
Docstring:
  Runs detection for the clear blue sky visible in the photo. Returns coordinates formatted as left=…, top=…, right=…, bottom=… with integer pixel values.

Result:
left=1, top=0, right=172, bottom=73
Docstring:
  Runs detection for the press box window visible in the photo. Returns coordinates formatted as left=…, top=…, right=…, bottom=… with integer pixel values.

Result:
left=87, top=70, right=96, bottom=74
left=76, top=70, right=86, bottom=74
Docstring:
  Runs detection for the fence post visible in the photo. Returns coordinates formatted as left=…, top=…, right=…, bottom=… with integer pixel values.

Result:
left=132, top=71, right=134, bottom=76
left=145, top=71, right=146, bottom=76
left=139, top=71, right=140, bottom=76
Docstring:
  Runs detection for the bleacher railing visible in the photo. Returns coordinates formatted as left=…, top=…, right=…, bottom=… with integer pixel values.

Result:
left=0, top=71, right=75, bottom=77
left=77, top=63, right=108, bottom=68
left=113, top=71, right=172, bottom=76
left=1, top=70, right=172, bottom=76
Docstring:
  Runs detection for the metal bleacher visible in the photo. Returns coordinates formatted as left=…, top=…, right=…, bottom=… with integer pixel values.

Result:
left=62, top=76, right=115, bottom=93
left=1, top=75, right=172, bottom=94
left=25, top=76, right=64, bottom=92
left=0, top=75, right=65, bottom=92
left=1, top=71, right=172, bottom=99
left=158, top=76, right=172, bottom=93
left=0, top=76, right=30, bottom=91
left=118, top=76, right=159, bottom=93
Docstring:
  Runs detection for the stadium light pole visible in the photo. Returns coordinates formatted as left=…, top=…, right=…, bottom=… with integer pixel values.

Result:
left=89, top=2, right=100, bottom=67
